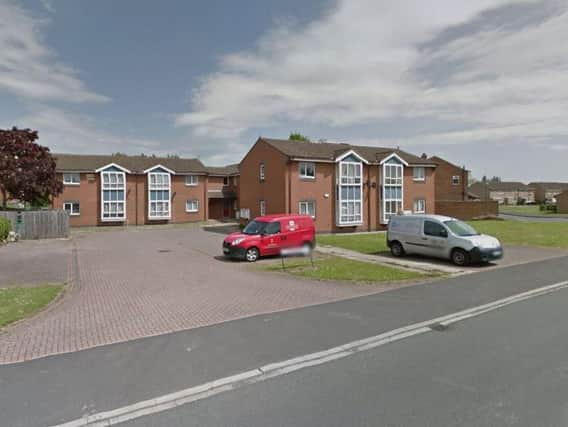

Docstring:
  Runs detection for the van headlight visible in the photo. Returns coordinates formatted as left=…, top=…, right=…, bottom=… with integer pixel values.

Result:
left=231, top=238, right=245, bottom=246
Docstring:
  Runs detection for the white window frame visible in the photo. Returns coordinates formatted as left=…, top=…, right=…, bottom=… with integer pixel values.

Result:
left=101, top=170, right=126, bottom=221
left=299, top=200, right=316, bottom=218
left=299, top=162, right=316, bottom=179
left=382, top=162, right=404, bottom=224
left=148, top=172, right=171, bottom=220
left=185, top=175, right=198, bottom=186
left=413, top=167, right=425, bottom=182
left=185, top=199, right=199, bottom=213
left=337, top=159, right=363, bottom=225
left=233, top=176, right=238, bottom=186
left=452, top=175, right=461, bottom=185
left=413, top=198, right=426, bottom=214
left=259, top=163, right=265, bottom=181
left=63, top=173, right=80, bottom=185
left=63, top=201, right=80, bottom=216
left=260, top=200, right=266, bottom=216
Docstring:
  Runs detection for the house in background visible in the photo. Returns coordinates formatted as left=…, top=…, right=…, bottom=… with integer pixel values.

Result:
left=529, top=182, right=568, bottom=203
left=556, top=191, right=568, bottom=213
left=468, top=181, right=535, bottom=205
left=52, top=154, right=239, bottom=226
left=427, top=156, right=469, bottom=201
left=238, top=137, right=437, bottom=232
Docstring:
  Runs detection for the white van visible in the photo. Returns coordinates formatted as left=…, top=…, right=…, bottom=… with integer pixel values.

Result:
left=387, top=215, right=503, bottom=266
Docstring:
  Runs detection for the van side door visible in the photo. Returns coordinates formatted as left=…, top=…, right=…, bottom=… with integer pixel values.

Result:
left=260, top=221, right=282, bottom=255
left=422, top=220, right=449, bottom=259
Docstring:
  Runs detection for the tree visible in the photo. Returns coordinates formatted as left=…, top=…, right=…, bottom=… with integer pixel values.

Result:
left=289, top=132, right=310, bottom=142
left=0, top=127, right=63, bottom=209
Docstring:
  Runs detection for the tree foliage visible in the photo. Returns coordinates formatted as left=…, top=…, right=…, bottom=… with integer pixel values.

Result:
left=289, top=132, right=310, bottom=142
left=0, top=127, right=63, bottom=208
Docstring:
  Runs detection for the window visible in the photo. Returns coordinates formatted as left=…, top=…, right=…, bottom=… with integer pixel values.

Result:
left=264, top=221, right=281, bottom=235
left=413, top=198, right=426, bottom=214
left=413, top=167, right=425, bottom=181
left=299, top=200, right=316, bottom=218
left=382, top=160, right=404, bottom=223
left=299, top=162, right=315, bottom=179
left=233, top=176, right=238, bottom=186
left=424, top=220, right=447, bottom=238
left=338, top=160, right=363, bottom=225
left=223, top=176, right=229, bottom=186
left=259, top=163, right=265, bottom=181
left=452, top=175, right=461, bottom=185
left=186, top=199, right=199, bottom=213
left=185, top=175, right=198, bottom=186
left=233, top=200, right=238, bottom=210
left=63, top=173, right=80, bottom=185
left=259, top=200, right=266, bottom=216
left=63, top=201, right=80, bottom=216
left=101, top=170, right=126, bottom=221
left=148, top=172, right=171, bottom=219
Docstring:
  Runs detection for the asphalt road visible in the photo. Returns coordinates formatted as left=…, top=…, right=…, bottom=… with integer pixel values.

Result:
left=123, top=284, right=568, bottom=427
left=2, top=255, right=568, bottom=426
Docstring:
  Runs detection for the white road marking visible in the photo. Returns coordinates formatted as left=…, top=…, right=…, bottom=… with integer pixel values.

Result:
left=52, top=280, right=568, bottom=427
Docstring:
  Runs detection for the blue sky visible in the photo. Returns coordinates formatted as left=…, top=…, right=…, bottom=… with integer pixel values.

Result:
left=1, top=0, right=568, bottom=181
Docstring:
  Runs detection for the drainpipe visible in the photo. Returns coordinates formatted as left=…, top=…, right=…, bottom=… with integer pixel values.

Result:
left=367, top=165, right=371, bottom=231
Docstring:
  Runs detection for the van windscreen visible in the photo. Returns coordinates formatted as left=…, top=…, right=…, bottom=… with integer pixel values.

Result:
left=443, top=220, right=479, bottom=237
left=243, top=220, right=268, bottom=235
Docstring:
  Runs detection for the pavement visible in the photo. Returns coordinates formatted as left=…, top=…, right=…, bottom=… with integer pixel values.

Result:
left=1, top=254, right=568, bottom=427
left=499, top=213, right=568, bottom=222
left=0, top=238, right=71, bottom=287
left=0, top=227, right=401, bottom=364
left=121, top=283, right=568, bottom=427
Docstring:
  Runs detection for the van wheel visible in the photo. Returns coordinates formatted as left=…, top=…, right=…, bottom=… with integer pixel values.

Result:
left=302, top=242, right=313, bottom=255
left=451, top=248, right=469, bottom=266
left=245, top=247, right=259, bottom=262
left=390, top=241, right=405, bottom=257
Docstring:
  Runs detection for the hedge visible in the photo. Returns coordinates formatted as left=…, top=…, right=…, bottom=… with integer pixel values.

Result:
left=0, top=217, right=11, bottom=241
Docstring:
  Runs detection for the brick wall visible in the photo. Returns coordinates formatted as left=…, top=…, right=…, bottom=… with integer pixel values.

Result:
left=557, top=192, right=568, bottom=213
left=431, top=158, right=467, bottom=201
left=52, top=173, right=99, bottom=226
left=435, top=200, right=498, bottom=220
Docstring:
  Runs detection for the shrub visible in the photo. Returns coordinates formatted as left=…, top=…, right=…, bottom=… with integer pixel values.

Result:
left=0, top=217, right=11, bottom=241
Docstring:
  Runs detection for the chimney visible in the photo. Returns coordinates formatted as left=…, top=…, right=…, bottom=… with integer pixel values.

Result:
left=421, top=153, right=428, bottom=159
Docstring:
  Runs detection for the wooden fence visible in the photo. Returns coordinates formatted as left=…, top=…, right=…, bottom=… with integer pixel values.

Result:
left=0, top=210, right=69, bottom=240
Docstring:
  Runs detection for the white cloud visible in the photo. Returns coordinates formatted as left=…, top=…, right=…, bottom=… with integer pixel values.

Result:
left=177, top=0, right=568, bottom=161
left=0, top=0, right=108, bottom=102
left=11, top=106, right=161, bottom=154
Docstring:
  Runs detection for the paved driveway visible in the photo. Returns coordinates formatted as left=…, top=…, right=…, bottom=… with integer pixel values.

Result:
left=0, top=227, right=398, bottom=364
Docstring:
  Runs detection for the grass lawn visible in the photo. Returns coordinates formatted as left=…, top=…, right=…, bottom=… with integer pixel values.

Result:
left=317, top=233, right=389, bottom=254
left=499, top=205, right=567, bottom=217
left=260, top=256, right=430, bottom=282
left=469, top=220, right=568, bottom=250
left=0, top=284, right=63, bottom=328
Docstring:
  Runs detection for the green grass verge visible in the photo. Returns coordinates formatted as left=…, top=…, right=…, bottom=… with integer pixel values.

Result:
left=0, top=284, right=63, bottom=328
left=499, top=205, right=567, bottom=217
left=317, top=233, right=389, bottom=254
left=469, top=220, right=568, bottom=249
left=261, top=256, right=429, bottom=283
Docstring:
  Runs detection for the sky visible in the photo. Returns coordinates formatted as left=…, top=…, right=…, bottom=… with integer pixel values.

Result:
left=1, top=0, right=567, bottom=181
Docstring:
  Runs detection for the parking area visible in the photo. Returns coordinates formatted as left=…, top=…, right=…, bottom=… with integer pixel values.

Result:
left=0, top=227, right=396, bottom=364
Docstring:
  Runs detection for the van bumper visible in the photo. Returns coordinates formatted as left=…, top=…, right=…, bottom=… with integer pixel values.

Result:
left=470, top=246, right=504, bottom=263
left=222, top=242, right=246, bottom=259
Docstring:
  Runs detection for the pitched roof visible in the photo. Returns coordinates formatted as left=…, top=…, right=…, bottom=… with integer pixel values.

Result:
left=204, top=163, right=240, bottom=176
left=528, top=182, right=568, bottom=190
left=469, top=181, right=534, bottom=192
left=260, top=138, right=436, bottom=166
left=54, top=153, right=237, bottom=175
left=428, top=155, right=469, bottom=172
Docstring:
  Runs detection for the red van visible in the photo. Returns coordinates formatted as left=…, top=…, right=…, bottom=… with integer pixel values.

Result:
left=223, top=214, right=316, bottom=262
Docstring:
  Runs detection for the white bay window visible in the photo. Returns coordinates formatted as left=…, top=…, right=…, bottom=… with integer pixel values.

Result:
left=148, top=171, right=171, bottom=219
left=382, top=157, right=404, bottom=223
left=101, top=169, right=126, bottom=221
left=337, top=155, right=363, bottom=225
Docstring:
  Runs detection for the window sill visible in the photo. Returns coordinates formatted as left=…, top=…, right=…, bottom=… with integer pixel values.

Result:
left=69, top=213, right=81, bottom=216
left=185, top=184, right=198, bottom=187
left=148, top=216, right=171, bottom=220
left=186, top=210, right=198, bottom=214
left=101, top=217, right=126, bottom=222
left=64, top=183, right=80, bottom=186
left=336, top=222, right=363, bottom=227
left=300, top=176, right=315, bottom=180
left=413, top=179, right=425, bottom=182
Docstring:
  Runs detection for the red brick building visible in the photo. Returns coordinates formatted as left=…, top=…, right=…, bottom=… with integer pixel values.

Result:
left=52, top=154, right=238, bottom=226
left=428, top=156, right=469, bottom=201
left=238, top=138, right=437, bottom=232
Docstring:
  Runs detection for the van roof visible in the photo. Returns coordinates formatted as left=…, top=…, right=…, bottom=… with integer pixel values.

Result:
left=255, top=214, right=313, bottom=222
left=392, top=214, right=455, bottom=222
